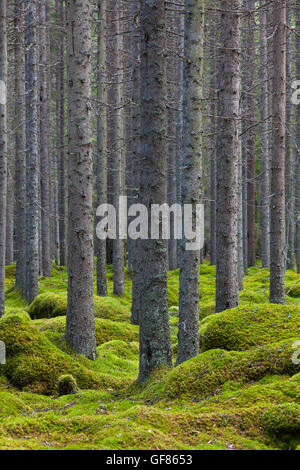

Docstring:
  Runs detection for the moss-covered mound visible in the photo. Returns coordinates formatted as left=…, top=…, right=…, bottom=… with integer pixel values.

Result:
left=159, top=340, right=299, bottom=399
left=261, top=403, right=300, bottom=435
left=34, top=316, right=138, bottom=347
left=200, top=304, right=300, bottom=352
left=0, top=313, right=122, bottom=394
left=28, top=292, right=131, bottom=322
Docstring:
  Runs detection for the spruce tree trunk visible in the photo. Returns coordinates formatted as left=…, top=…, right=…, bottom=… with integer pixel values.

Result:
left=65, top=0, right=97, bottom=360
left=177, top=0, right=204, bottom=365
left=25, top=0, right=39, bottom=304
left=0, top=0, right=7, bottom=316
left=39, top=0, right=51, bottom=277
left=167, top=7, right=178, bottom=271
left=209, top=13, right=217, bottom=267
left=5, top=168, right=14, bottom=265
left=259, top=1, right=270, bottom=269
left=138, top=0, right=172, bottom=382
left=107, top=0, right=124, bottom=297
left=130, top=0, right=142, bottom=326
left=245, top=0, right=256, bottom=268
left=57, top=0, right=66, bottom=267
left=215, top=0, right=240, bottom=313
left=296, top=1, right=300, bottom=274
left=96, top=0, right=107, bottom=297
left=14, top=0, right=26, bottom=296
left=285, top=0, right=295, bottom=270
left=270, top=0, right=286, bottom=304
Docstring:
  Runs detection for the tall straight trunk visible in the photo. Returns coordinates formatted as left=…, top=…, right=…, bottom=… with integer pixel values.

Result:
left=130, top=0, right=142, bottom=326
left=5, top=167, right=13, bottom=265
left=285, top=0, right=295, bottom=270
left=107, top=0, right=124, bottom=297
left=176, top=1, right=184, bottom=269
left=0, top=0, right=7, bottom=316
left=96, top=0, right=107, bottom=297
left=215, top=0, right=240, bottom=313
left=209, top=13, right=217, bottom=266
left=39, top=0, right=51, bottom=277
left=245, top=0, right=256, bottom=268
left=138, top=0, right=172, bottom=382
left=270, top=0, right=286, bottom=304
left=177, top=0, right=204, bottom=365
left=260, top=0, right=270, bottom=268
left=65, top=0, right=97, bottom=360
left=57, top=0, right=65, bottom=267
left=296, top=1, right=300, bottom=273
left=25, top=0, right=39, bottom=304
left=14, top=0, right=26, bottom=295
left=167, top=8, right=178, bottom=271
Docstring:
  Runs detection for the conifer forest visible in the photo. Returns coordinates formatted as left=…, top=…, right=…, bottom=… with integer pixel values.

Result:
left=0, top=0, right=300, bottom=453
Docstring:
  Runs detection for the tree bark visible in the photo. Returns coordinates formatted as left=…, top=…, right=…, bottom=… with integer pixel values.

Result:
left=270, top=0, right=286, bottom=304
left=39, top=0, right=51, bottom=277
left=96, top=0, right=107, bottom=297
left=215, top=0, right=240, bottom=313
left=259, top=1, right=270, bottom=268
left=65, top=0, right=97, bottom=360
left=14, top=0, right=26, bottom=296
left=0, top=0, right=7, bottom=316
left=296, top=1, right=300, bottom=273
left=25, top=0, right=39, bottom=304
left=138, top=0, right=172, bottom=382
left=177, top=0, right=204, bottom=365
left=285, top=0, right=295, bottom=270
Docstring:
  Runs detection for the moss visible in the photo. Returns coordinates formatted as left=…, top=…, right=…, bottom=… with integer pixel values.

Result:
left=57, top=375, right=78, bottom=396
left=33, top=316, right=138, bottom=347
left=28, top=292, right=131, bottom=322
left=0, top=313, right=123, bottom=395
left=200, top=304, right=300, bottom=352
left=261, top=403, right=300, bottom=435
left=158, top=340, right=299, bottom=400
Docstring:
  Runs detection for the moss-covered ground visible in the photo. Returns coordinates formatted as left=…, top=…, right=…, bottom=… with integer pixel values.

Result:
left=0, top=262, right=299, bottom=450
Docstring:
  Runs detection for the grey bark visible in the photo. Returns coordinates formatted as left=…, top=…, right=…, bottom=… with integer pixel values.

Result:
left=129, top=0, right=142, bottom=326
left=96, top=0, right=107, bottom=297
left=138, top=0, right=172, bottom=382
left=0, top=0, right=7, bottom=316
left=177, top=0, right=204, bottom=365
left=25, top=0, right=39, bottom=304
left=259, top=1, right=270, bottom=268
left=56, top=0, right=65, bottom=267
left=14, top=0, right=26, bottom=295
left=215, top=0, right=240, bottom=313
left=285, top=0, right=295, bottom=270
left=296, top=1, right=300, bottom=273
left=107, top=0, right=124, bottom=297
left=270, top=0, right=286, bottom=304
left=39, top=0, right=51, bottom=277
left=5, top=167, right=13, bottom=265
left=65, top=0, right=97, bottom=360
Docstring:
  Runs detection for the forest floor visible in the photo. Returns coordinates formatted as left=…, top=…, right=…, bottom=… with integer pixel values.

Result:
left=0, top=262, right=300, bottom=450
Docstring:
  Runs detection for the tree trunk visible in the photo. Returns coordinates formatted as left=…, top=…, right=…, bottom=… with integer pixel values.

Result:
left=177, top=0, right=204, bottom=365
left=107, top=0, right=124, bottom=297
left=245, top=0, right=256, bottom=268
left=138, top=0, right=172, bottom=382
left=130, top=0, right=142, bottom=326
left=0, top=0, right=7, bottom=316
left=65, top=0, right=97, bottom=360
left=285, top=0, right=295, bottom=270
left=296, top=1, right=300, bottom=273
left=39, top=0, right=51, bottom=277
left=57, top=0, right=65, bottom=267
left=215, top=0, right=240, bottom=313
left=14, top=0, right=26, bottom=296
left=25, top=0, right=39, bottom=304
left=260, top=1, right=270, bottom=268
left=96, top=0, right=107, bottom=297
left=270, top=0, right=286, bottom=304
